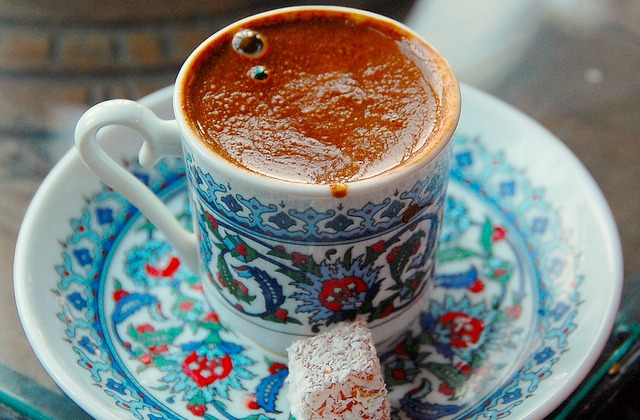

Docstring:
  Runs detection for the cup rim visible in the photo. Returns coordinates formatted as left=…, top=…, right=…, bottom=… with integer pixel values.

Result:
left=173, top=5, right=461, bottom=196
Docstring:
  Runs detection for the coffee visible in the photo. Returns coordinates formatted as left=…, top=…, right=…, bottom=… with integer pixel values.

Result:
left=183, top=9, right=443, bottom=185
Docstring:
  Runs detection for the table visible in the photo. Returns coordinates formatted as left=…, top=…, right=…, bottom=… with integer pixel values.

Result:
left=1, top=0, right=638, bottom=418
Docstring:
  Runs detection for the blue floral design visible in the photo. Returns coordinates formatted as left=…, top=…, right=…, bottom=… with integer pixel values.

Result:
left=294, top=256, right=382, bottom=327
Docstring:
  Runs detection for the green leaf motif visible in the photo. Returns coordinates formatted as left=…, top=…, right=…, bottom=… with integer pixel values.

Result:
left=437, top=246, right=477, bottom=263
left=427, top=362, right=467, bottom=391
left=266, top=247, right=290, bottom=260
left=389, top=231, right=425, bottom=282
left=217, top=256, right=256, bottom=303
left=343, top=247, right=353, bottom=271
left=217, top=256, right=234, bottom=287
left=127, top=325, right=182, bottom=348
left=481, top=218, right=494, bottom=255
left=363, top=241, right=386, bottom=268
left=229, top=236, right=259, bottom=263
left=204, top=331, right=222, bottom=345
left=262, top=312, right=303, bottom=325
left=292, top=254, right=322, bottom=278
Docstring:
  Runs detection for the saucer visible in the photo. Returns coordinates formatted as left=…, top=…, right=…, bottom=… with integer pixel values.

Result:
left=15, top=85, right=622, bottom=419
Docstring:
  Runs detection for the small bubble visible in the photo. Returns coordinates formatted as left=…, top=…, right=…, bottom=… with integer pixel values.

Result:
left=232, top=29, right=266, bottom=58
left=248, top=65, right=270, bottom=82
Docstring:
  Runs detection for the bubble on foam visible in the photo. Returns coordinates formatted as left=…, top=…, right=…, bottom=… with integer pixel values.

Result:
left=232, top=29, right=266, bottom=58
left=248, top=65, right=270, bottom=82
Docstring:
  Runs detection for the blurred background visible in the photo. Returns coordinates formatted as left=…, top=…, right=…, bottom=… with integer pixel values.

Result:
left=0, top=0, right=638, bottom=418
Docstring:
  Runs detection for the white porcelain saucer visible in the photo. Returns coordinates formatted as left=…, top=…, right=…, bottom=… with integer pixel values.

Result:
left=15, top=85, right=622, bottom=419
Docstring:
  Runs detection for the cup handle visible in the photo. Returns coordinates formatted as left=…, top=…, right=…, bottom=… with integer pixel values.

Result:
left=74, top=99, right=199, bottom=271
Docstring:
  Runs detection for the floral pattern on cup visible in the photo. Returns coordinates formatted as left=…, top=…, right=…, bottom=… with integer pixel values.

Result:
left=185, top=150, right=450, bottom=242
left=186, top=148, right=451, bottom=335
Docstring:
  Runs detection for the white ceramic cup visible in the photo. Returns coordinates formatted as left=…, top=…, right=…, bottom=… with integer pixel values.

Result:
left=74, top=6, right=460, bottom=355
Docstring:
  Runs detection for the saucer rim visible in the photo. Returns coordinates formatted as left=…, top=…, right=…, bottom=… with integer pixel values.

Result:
left=461, top=84, right=623, bottom=418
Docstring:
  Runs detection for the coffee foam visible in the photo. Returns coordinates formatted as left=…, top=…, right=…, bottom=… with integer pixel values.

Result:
left=181, top=8, right=458, bottom=186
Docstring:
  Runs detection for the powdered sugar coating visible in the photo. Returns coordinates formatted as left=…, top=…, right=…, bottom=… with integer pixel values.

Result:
left=286, top=321, right=390, bottom=419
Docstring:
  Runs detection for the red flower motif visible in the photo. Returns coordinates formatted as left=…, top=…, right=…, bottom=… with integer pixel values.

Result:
left=291, top=252, right=309, bottom=265
left=456, top=363, right=472, bottom=377
left=492, top=226, right=507, bottom=241
left=386, top=246, right=402, bottom=263
left=394, top=341, right=410, bottom=357
left=149, top=345, right=169, bottom=355
left=145, top=255, right=181, bottom=278
left=236, top=244, right=247, bottom=257
left=187, top=403, right=207, bottom=416
left=135, top=323, right=155, bottom=333
left=179, top=301, right=195, bottom=311
left=319, top=276, right=368, bottom=312
left=378, top=304, right=395, bottom=319
left=216, top=272, right=227, bottom=287
left=392, top=368, right=406, bottom=380
left=371, top=240, right=385, bottom=253
left=182, top=351, right=233, bottom=387
left=275, top=308, right=288, bottom=320
left=139, top=354, right=153, bottom=365
left=206, top=213, right=218, bottom=229
left=234, top=280, right=249, bottom=295
left=204, top=312, right=221, bottom=323
left=467, top=279, right=485, bottom=293
left=269, top=362, right=287, bottom=375
left=439, top=311, right=484, bottom=348
left=113, top=289, right=130, bottom=302
left=439, top=382, right=456, bottom=396
left=243, top=394, right=260, bottom=410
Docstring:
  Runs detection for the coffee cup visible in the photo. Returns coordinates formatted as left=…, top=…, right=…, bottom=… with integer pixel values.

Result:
left=74, top=6, right=460, bottom=355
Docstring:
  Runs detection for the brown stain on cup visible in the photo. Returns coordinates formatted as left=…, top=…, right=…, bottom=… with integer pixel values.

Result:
left=330, top=183, right=348, bottom=198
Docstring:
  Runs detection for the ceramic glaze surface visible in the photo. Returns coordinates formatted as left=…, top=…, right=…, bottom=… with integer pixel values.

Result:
left=15, top=85, right=622, bottom=419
